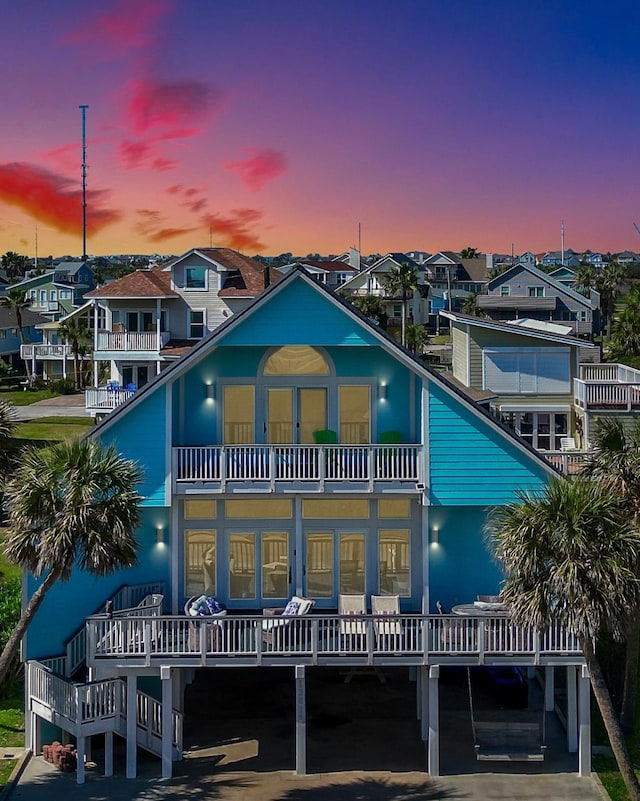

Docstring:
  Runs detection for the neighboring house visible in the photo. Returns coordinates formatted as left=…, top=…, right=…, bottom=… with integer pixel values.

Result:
left=338, top=252, right=429, bottom=327
left=277, top=258, right=358, bottom=289
left=584, top=253, right=606, bottom=270
left=476, top=262, right=601, bottom=338
left=440, top=310, right=596, bottom=457
left=82, top=247, right=279, bottom=415
left=0, top=307, right=45, bottom=370
left=23, top=269, right=590, bottom=783
left=9, top=262, right=94, bottom=321
left=404, top=250, right=431, bottom=264
left=539, top=250, right=580, bottom=269
left=548, top=266, right=577, bottom=290
left=615, top=250, right=639, bottom=265
left=422, top=252, right=489, bottom=321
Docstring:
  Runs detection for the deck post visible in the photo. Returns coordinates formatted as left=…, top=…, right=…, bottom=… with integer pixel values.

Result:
left=126, top=674, right=137, bottom=778
left=578, top=665, right=591, bottom=777
left=76, top=736, right=85, bottom=784
left=544, top=665, right=554, bottom=711
left=295, top=665, right=306, bottom=775
left=566, top=666, right=578, bottom=752
left=416, top=666, right=422, bottom=719
left=104, top=731, right=113, bottom=776
left=161, top=666, right=173, bottom=778
left=428, top=665, right=439, bottom=777
left=420, top=666, right=429, bottom=741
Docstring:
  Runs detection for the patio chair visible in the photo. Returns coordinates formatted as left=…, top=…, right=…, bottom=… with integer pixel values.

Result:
left=262, top=595, right=315, bottom=647
left=371, top=594, right=402, bottom=651
left=436, top=599, right=473, bottom=652
left=339, top=593, right=367, bottom=635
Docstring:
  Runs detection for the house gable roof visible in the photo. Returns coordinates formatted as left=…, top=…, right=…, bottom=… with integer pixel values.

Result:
left=440, top=310, right=596, bottom=347
left=86, top=269, right=177, bottom=299
left=90, top=267, right=558, bottom=482
left=487, top=262, right=594, bottom=308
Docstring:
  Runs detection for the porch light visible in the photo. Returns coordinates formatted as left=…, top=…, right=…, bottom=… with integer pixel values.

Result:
left=430, top=526, right=439, bottom=546
left=378, top=382, right=388, bottom=401
left=156, top=526, right=165, bottom=545
left=206, top=382, right=215, bottom=401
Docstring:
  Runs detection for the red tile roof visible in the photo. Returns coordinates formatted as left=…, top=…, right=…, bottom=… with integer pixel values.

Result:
left=192, top=248, right=280, bottom=296
left=86, top=269, right=177, bottom=299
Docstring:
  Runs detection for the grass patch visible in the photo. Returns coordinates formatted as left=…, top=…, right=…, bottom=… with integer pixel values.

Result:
left=0, top=760, right=17, bottom=786
left=0, top=390, right=62, bottom=407
left=429, top=334, right=451, bottom=345
left=0, top=532, right=20, bottom=583
left=0, top=694, right=24, bottom=749
left=12, top=417, right=94, bottom=443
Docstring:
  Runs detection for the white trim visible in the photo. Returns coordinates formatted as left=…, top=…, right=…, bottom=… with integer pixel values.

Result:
left=440, top=310, right=595, bottom=347
left=498, top=404, right=571, bottom=412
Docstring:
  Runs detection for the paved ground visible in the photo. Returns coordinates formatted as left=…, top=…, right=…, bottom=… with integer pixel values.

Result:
left=13, top=394, right=90, bottom=421
left=11, top=668, right=608, bottom=801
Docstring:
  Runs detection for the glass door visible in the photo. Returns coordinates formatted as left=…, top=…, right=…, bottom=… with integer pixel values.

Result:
left=304, top=530, right=366, bottom=604
left=267, top=387, right=327, bottom=444
left=227, top=531, right=292, bottom=605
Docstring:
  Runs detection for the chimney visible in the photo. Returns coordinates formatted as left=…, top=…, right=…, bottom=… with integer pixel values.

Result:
left=486, top=253, right=494, bottom=276
left=349, top=247, right=361, bottom=271
left=263, top=265, right=271, bottom=289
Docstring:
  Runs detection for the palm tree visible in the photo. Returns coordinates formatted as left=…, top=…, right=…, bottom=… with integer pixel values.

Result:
left=573, top=264, right=596, bottom=296
left=0, top=439, right=143, bottom=687
left=384, top=262, right=420, bottom=347
left=461, top=293, right=481, bottom=316
left=487, top=479, right=640, bottom=801
left=596, top=262, right=624, bottom=340
left=405, top=323, right=428, bottom=355
left=0, top=401, right=16, bottom=479
left=0, top=288, right=32, bottom=377
left=611, top=285, right=640, bottom=359
left=460, top=247, right=478, bottom=259
left=349, top=294, right=388, bottom=329
left=1, top=252, right=29, bottom=282
left=584, top=417, right=640, bottom=732
left=58, top=317, right=92, bottom=389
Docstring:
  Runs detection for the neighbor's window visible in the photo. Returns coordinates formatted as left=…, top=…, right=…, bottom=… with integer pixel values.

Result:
left=527, top=286, right=545, bottom=297
left=188, top=310, right=205, bottom=338
left=185, top=266, right=206, bottom=289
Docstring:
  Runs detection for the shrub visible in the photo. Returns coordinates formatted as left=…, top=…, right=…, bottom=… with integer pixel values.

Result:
left=0, top=577, right=21, bottom=697
left=48, top=378, right=76, bottom=395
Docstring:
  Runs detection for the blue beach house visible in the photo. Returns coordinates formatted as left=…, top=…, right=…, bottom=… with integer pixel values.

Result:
left=22, top=268, right=589, bottom=782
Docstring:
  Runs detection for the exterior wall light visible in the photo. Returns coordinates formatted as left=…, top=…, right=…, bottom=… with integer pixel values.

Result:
left=430, top=526, right=439, bottom=546
left=378, top=382, right=388, bottom=401
left=206, top=383, right=215, bottom=401
left=156, top=526, right=165, bottom=545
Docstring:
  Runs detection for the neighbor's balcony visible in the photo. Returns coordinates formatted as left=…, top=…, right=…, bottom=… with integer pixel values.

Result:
left=85, top=612, right=582, bottom=670
left=20, top=344, right=72, bottom=360
left=95, top=330, right=170, bottom=353
left=574, top=363, right=640, bottom=411
left=172, top=444, right=422, bottom=494
left=85, top=386, right=135, bottom=414
left=542, top=451, right=589, bottom=475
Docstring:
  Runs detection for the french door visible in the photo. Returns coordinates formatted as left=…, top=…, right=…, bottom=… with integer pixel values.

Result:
left=225, top=530, right=292, bottom=607
left=304, top=531, right=366, bottom=604
left=267, top=387, right=327, bottom=444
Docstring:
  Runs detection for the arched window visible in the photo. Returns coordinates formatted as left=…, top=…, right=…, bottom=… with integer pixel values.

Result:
left=263, top=346, right=330, bottom=376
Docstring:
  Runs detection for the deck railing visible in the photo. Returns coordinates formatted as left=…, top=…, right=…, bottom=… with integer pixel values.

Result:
left=85, top=386, right=135, bottom=412
left=543, top=451, right=590, bottom=475
left=574, top=363, right=640, bottom=411
left=173, top=444, right=421, bottom=485
left=86, top=612, right=581, bottom=667
left=20, top=344, right=72, bottom=359
left=96, top=331, right=170, bottom=352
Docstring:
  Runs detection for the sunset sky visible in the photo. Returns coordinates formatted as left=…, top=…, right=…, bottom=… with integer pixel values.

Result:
left=1, top=0, right=639, bottom=258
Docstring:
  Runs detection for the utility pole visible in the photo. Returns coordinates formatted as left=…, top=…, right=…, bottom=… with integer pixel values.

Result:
left=79, top=104, right=89, bottom=261
left=561, top=220, right=565, bottom=267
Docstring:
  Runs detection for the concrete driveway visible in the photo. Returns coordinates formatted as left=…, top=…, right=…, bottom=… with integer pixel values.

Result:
left=12, top=394, right=90, bottom=421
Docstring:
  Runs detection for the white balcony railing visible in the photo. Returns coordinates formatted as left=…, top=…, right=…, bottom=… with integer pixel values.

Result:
left=173, top=444, right=421, bottom=486
left=21, top=344, right=72, bottom=359
left=543, top=451, right=590, bottom=475
left=85, top=613, right=582, bottom=668
left=85, top=386, right=135, bottom=412
left=95, top=331, right=170, bottom=352
left=574, top=363, right=640, bottom=411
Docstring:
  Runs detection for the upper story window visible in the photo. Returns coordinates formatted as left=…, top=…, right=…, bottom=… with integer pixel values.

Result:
left=500, top=286, right=510, bottom=296
left=483, top=347, right=570, bottom=394
left=50, top=289, right=57, bottom=301
left=264, top=346, right=329, bottom=376
left=29, top=290, right=36, bottom=301
left=59, top=290, right=71, bottom=300
left=189, top=310, right=206, bottom=338
left=528, top=286, right=545, bottom=297
left=185, top=266, right=207, bottom=290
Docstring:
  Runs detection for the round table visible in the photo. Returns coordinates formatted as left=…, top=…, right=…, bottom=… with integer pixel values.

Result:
left=451, top=603, right=507, bottom=616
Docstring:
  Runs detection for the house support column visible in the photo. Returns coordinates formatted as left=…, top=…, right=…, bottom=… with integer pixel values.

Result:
left=29, top=712, right=41, bottom=755
left=428, top=665, right=440, bottom=777
left=295, top=665, right=306, bottom=775
left=294, top=497, right=303, bottom=597
left=104, top=731, right=113, bottom=777
left=92, top=301, right=99, bottom=386
left=76, top=736, right=86, bottom=785
left=161, top=666, right=173, bottom=778
left=578, top=665, right=591, bottom=777
left=567, top=666, right=578, bottom=753
left=126, top=674, right=137, bottom=779
left=545, top=666, right=554, bottom=711
left=420, top=666, right=429, bottom=741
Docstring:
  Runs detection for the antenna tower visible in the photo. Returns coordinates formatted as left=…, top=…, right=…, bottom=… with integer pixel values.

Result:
left=79, top=104, right=89, bottom=260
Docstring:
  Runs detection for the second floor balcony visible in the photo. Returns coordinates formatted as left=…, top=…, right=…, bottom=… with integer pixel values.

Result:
left=173, top=444, right=422, bottom=494
left=21, top=344, right=72, bottom=360
left=95, top=330, right=171, bottom=353
left=574, top=363, right=640, bottom=411
left=85, top=385, right=135, bottom=414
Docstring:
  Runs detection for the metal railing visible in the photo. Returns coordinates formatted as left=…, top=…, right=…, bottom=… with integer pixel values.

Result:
left=86, top=612, right=581, bottom=667
left=173, top=444, right=421, bottom=486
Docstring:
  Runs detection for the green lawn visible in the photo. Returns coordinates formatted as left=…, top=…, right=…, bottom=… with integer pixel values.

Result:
left=0, top=389, right=63, bottom=407
left=12, top=417, right=94, bottom=443
left=430, top=334, right=451, bottom=345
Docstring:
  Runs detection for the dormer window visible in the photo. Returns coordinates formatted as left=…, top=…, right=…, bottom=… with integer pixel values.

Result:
left=185, top=266, right=207, bottom=290
left=528, top=286, right=545, bottom=297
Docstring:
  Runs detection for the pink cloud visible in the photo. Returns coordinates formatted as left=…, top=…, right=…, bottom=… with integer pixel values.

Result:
left=202, top=208, right=265, bottom=251
left=225, top=149, right=288, bottom=192
left=126, top=78, right=224, bottom=137
left=0, top=162, right=121, bottom=235
left=63, top=0, right=172, bottom=59
left=151, top=157, right=178, bottom=172
left=135, top=208, right=198, bottom=242
left=119, top=140, right=154, bottom=169
left=40, top=138, right=112, bottom=172
left=166, top=185, right=183, bottom=195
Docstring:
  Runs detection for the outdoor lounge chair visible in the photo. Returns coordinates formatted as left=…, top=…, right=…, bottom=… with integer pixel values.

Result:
left=339, top=593, right=367, bottom=636
left=371, top=594, right=402, bottom=642
left=262, top=595, right=315, bottom=647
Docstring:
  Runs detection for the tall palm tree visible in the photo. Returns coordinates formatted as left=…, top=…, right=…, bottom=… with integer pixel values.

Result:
left=596, top=262, right=624, bottom=340
left=460, top=247, right=478, bottom=259
left=584, top=417, right=640, bottom=732
left=611, top=285, right=640, bottom=359
left=405, top=323, right=428, bottom=355
left=0, top=288, right=32, bottom=377
left=350, top=294, right=388, bottom=329
left=0, top=439, right=143, bottom=687
left=573, top=264, right=596, bottom=296
left=384, top=262, right=420, bottom=347
left=487, top=479, right=640, bottom=801
left=58, top=317, right=92, bottom=389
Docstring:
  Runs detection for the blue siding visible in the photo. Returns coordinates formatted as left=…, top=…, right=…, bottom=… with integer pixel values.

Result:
left=428, top=506, right=503, bottom=613
left=23, top=508, right=171, bottom=661
left=428, top=382, right=550, bottom=505
left=99, top=389, right=167, bottom=506
left=221, top=281, right=378, bottom=347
